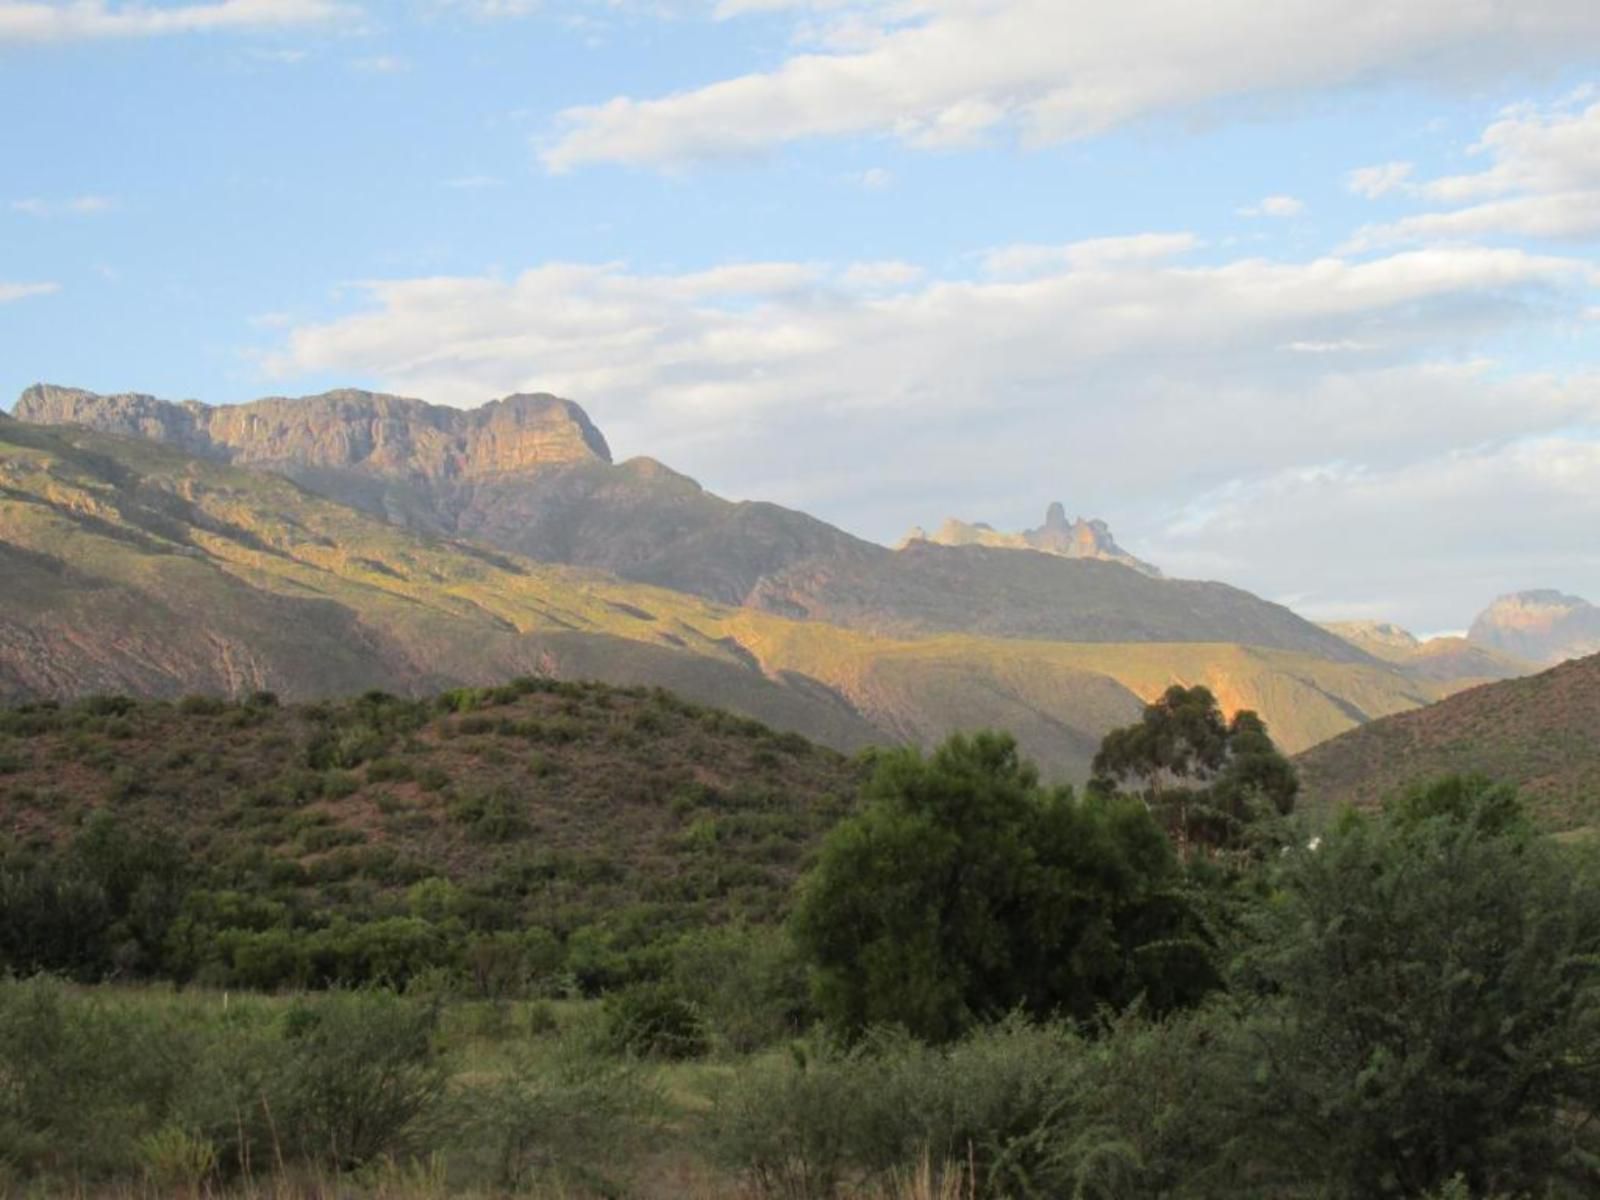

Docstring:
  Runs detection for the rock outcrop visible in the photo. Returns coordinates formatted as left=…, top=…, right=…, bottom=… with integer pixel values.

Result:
left=903, top=502, right=1161, bottom=577
left=1469, top=590, right=1600, bottom=666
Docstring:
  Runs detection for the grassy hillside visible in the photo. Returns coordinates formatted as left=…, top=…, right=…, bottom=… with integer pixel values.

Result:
left=0, top=421, right=1437, bottom=778
left=0, top=679, right=863, bottom=989
left=1295, top=652, right=1600, bottom=830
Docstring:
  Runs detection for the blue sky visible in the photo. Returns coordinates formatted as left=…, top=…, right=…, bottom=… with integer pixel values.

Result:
left=2, top=0, right=1598, bottom=632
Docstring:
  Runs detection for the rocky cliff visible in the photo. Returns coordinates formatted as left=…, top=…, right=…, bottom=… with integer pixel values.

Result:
left=13, top=383, right=1374, bottom=659
left=903, top=501, right=1161, bottom=576
left=1469, top=590, right=1600, bottom=666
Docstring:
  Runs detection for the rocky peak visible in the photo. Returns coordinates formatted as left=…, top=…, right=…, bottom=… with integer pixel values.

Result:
left=12, top=384, right=612, bottom=478
left=901, top=502, right=1161, bottom=577
left=1469, top=590, right=1600, bottom=665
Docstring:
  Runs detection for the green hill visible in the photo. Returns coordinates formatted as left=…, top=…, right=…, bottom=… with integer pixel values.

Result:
left=1295, top=652, right=1600, bottom=830
left=0, top=679, right=863, bottom=988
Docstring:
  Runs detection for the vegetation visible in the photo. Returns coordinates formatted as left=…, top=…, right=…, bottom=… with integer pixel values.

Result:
left=1296, top=650, right=1600, bottom=829
left=0, top=680, right=861, bottom=994
left=1091, top=685, right=1298, bottom=852
left=791, top=731, right=1214, bottom=1041
left=3, top=671, right=1600, bottom=1196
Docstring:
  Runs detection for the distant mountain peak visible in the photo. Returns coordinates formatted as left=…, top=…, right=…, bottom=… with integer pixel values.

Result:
left=1469, top=590, right=1600, bottom=666
left=901, top=503, right=1161, bottom=577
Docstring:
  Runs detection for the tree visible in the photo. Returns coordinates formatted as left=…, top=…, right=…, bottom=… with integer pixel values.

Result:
left=790, top=732, right=1215, bottom=1042
left=1233, top=776, right=1600, bottom=1198
left=1091, top=686, right=1297, bottom=853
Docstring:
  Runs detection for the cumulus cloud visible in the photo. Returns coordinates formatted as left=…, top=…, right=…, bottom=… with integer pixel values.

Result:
left=1346, top=161, right=1415, bottom=198
left=1151, top=429, right=1600, bottom=624
left=259, top=235, right=1600, bottom=628
left=539, top=0, right=1600, bottom=170
left=1347, top=92, right=1600, bottom=247
left=0, top=281, right=60, bottom=303
left=1238, top=195, right=1305, bottom=218
left=0, top=0, right=351, bottom=43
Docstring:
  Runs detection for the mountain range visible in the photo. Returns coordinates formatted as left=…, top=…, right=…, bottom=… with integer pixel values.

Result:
left=0, top=382, right=1546, bottom=779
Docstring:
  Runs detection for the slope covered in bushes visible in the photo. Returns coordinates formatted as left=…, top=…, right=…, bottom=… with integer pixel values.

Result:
left=0, top=678, right=863, bottom=991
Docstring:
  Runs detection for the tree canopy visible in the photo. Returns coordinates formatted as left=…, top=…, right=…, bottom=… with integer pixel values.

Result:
left=790, top=731, right=1216, bottom=1042
left=1091, top=685, right=1298, bottom=853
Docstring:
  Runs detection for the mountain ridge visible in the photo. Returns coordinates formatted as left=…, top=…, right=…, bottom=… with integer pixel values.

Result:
left=0, top=418, right=1435, bottom=779
left=12, top=384, right=1375, bottom=663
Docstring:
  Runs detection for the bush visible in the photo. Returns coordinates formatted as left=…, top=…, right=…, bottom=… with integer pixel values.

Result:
left=1229, top=777, right=1600, bottom=1198
left=274, top=990, right=448, bottom=1168
left=460, top=1034, right=660, bottom=1192
left=671, top=926, right=813, bottom=1053
left=601, top=982, right=709, bottom=1059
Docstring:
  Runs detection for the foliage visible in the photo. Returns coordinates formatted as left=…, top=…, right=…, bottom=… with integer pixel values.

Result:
left=600, top=981, right=710, bottom=1060
left=1230, top=776, right=1600, bottom=1198
left=791, top=731, right=1215, bottom=1042
left=1091, top=685, right=1299, bottom=852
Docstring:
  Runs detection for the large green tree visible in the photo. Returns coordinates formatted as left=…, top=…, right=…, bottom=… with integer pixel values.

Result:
left=790, top=732, right=1215, bottom=1042
left=1233, top=776, right=1600, bottom=1198
left=1091, top=685, right=1298, bottom=853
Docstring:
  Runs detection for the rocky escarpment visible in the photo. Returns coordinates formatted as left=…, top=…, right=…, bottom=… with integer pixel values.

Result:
left=1469, top=590, right=1600, bottom=666
left=13, top=383, right=1376, bottom=659
left=903, top=502, right=1161, bottom=577
left=16, top=384, right=611, bottom=478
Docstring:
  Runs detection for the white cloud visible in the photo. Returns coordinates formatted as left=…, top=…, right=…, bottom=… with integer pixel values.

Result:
left=261, top=240, right=1598, bottom=630
left=1238, top=194, right=1305, bottom=218
left=0, top=0, right=351, bottom=43
left=352, top=53, right=408, bottom=73
left=539, top=0, right=1600, bottom=170
left=0, top=281, right=60, bottom=303
left=11, top=194, right=118, bottom=217
left=1151, top=431, right=1600, bottom=626
left=1347, top=161, right=1414, bottom=198
left=980, top=232, right=1200, bottom=277
left=1347, top=93, right=1600, bottom=247
left=859, top=166, right=893, bottom=190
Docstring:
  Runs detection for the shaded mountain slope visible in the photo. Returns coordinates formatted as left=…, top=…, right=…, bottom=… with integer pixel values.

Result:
left=0, top=422, right=1433, bottom=779
left=1295, top=652, right=1600, bottom=831
left=15, top=385, right=1370, bottom=659
left=1322, top=621, right=1533, bottom=692
left=752, top=541, right=1371, bottom=659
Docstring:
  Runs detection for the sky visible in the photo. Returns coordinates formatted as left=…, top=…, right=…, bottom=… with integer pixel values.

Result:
left=2, top=0, right=1598, bottom=635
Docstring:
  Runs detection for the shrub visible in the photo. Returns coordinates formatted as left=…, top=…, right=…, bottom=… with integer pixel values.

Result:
left=274, top=990, right=448, bottom=1168
left=600, top=982, right=709, bottom=1059
left=461, top=1035, right=660, bottom=1192
left=1230, top=777, right=1600, bottom=1198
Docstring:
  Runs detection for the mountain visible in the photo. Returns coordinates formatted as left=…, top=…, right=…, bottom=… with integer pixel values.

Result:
left=1322, top=620, right=1534, bottom=691
left=1295, top=652, right=1600, bottom=831
left=14, top=384, right=1371, bottom=660
left=902, top=502, right=1161, bottom=576
left=0, top=419, right=1435, bottom=778
left=1468, top=590, right=1600, bottom=667
left=13, top=384, right=877, bottom=607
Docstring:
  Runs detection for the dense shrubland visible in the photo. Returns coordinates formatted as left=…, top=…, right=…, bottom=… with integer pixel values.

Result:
left=2, top=684, right=1598, bottom=1196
